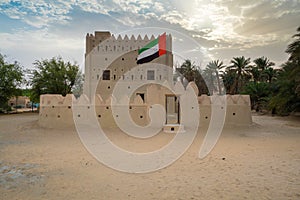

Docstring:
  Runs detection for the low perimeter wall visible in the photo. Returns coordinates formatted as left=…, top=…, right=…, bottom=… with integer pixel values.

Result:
left=39, top=94, right=252, bottom=129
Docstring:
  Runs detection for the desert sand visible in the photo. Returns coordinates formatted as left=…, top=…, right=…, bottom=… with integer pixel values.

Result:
left=0, top=112, right=299, bottom=200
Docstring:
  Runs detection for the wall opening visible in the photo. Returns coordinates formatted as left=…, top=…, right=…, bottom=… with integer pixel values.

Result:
left=136, top=93, right=145, bottom=103
left=102, top=70, right=110, bottom=80
left=165, top=95, right=180, bottom=124
left=147, top=70, right=155, bottom=80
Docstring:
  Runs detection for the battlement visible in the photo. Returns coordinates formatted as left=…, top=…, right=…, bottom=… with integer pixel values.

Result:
left=86, top=31, right=171, bottom=55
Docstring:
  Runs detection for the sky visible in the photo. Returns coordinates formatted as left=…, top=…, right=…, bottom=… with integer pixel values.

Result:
left=0, top=0, right=299, bottom=72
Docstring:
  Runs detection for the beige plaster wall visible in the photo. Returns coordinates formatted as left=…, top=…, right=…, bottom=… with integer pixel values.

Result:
left=39, top=92, right=252, bottom=129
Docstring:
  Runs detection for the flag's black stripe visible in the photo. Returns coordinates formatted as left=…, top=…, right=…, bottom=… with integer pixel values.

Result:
left=137, top=51, right=159, bottom=64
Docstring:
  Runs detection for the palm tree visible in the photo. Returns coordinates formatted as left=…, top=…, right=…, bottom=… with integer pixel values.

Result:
left=253, top=56, right=275, bottom=82
left=176, top=59, right=196, bottom=82
left=243, top=82, right=270, bottom=112
left=269, top=62, right=300, bottom=115
left=253, top=56, right=275, bottom=71
left=204, top=60, right=225, bottom=95
left=248, top=66, right=260, bottom=83
left=176, top=59, right=208, bottom=95
left=221, top=68, right=236, bottom=94
left=269, top=27, right=300, bottom=114
left=262, top=67, right=278, bottom=84
left=228, top=56, right=251, bottom=94
left=286, top=26, right=300, bottom=63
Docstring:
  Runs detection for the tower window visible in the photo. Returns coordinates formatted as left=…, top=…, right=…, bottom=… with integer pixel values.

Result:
left=147, top=70, right=155, bottom=80
left=102, top=70, right=110, bottom=80
left=136, top=93, right=145, bottom=103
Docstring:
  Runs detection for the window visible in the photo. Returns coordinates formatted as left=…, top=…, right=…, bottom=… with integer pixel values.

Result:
left=102, top=70, right=110, bottom=80
left=147, top=70, right=155, bottom=80
left=136, top=93, right=145, bottom=103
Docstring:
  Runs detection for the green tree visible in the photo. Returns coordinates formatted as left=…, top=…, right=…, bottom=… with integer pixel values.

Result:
left=253, top=56, right=275, bottom=82
left=228, top=56, right=251, bottom=94
left=72, top=72, right=84, bottom=98
left=286, top=26, right=300, bottom=64
left=0, top=54, right=24, bottom=110
left=204, top=60, right=225, bottom=95
left=262, top=67, right=278, bottom=84
left=248, top=66, right=260, bottom=83
left=221, top=68, right=236, bottom=94
left=253, top=56, right=275, bottom=71
left=176, top=59, right=208, bottom=95
left=176, top=60, right=197, bottom=82
left=242, top=82, right=270, bottom=112
left=269, top=61, right=300, bottom=115
left=30, top=57, right=80, bottom=102
left=268, top=27, right=300, bottom=115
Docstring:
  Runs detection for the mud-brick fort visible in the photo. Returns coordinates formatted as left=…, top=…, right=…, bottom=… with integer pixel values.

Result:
left=39, top=31, right=252, bottom=131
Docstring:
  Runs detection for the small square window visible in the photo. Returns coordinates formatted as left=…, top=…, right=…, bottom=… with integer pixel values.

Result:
left=102, top=70, right=110, bottom=80
left=147, top=70, right=155, bottom=80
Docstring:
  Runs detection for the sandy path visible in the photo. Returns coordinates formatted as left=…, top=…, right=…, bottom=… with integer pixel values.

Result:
left=0, top=113, right=299, bottom=199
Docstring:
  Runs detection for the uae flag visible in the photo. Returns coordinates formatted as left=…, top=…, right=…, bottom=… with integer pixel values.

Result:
left=137, top=33, right=166, bottom=64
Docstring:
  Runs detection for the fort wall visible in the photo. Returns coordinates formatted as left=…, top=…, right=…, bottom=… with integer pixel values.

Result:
left=39, top=93, right=252, bottom=129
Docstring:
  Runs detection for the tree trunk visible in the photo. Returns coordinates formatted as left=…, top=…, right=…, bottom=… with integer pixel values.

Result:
left=216, top=71, right=222, bottom=95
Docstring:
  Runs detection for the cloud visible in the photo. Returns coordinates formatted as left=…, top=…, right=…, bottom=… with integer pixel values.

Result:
left=0, top=28, right=84, bottom=68
left=0, top=0, right=299, bottom=69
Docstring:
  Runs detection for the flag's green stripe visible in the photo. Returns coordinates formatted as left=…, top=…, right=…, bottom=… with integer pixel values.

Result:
left=138, top=38, right=158, bottom=54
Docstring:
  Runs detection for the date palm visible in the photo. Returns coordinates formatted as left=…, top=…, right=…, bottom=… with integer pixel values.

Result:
left=286, top=26, right=300, bottom=63
left=262, top=67, right=278, bottom=84
left=229, top=56, right=251, bottom=94
left=176, top=59, right=196, bottom=82
left=204, top=60, right=225, bottom=95
left=176, top=59, right=208, bottom=95
left=253, top=56, right=275, bottom=82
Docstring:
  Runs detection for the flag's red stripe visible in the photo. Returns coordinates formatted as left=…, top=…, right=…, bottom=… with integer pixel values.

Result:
left=159, top=33, right=166, bottom=56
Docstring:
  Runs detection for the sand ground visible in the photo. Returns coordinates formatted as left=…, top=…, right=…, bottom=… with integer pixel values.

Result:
left=0, top=113, right=299, bottom=200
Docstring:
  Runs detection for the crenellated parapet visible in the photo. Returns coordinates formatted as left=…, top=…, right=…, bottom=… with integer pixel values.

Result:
left=86, top=31, right=161, bottom=55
